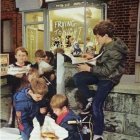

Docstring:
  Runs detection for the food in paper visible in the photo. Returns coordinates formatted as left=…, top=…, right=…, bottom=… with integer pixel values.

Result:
left=7, top=64, right=31, bottom=75
left=41, top=132, right=59, bottom=140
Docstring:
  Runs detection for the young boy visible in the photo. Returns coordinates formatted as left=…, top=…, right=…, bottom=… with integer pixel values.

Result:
left=7, top=47, right=31, bottom=127
left=50, top=94, right=82, bottom=140
left=73, top=20, right=128, bottom=140
left=32, top=49, right=53, bottom=75
left=13, top=77, right=48, bottom=140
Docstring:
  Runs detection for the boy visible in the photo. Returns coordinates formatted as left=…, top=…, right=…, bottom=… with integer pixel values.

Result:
left=50, top=94, right=82, bottom=140
left=14, top=77, right=48, bottom=140
left=32, top=49, right=53, bottom=75
left=73, top=20, right=128, bottom=140
left=7, top=47, right=31, bottom=127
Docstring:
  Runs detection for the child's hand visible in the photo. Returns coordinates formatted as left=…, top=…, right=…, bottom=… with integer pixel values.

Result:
left=40, top=107, right=47, bottom=114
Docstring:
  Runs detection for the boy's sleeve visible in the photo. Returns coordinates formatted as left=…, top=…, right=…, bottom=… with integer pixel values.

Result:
left=14, top=99, right=28, bottom=131
left=14, top=101, right=26, bottom=112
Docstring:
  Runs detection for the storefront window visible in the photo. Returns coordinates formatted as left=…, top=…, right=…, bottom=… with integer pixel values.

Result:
left=25, top=12, right=43, bottom=23
left=24, top=11, right=44, bottom=62
left=25, top=24, right=44, bottom=62
left=49, top=2, right=103, bottom=54
left=49, top=7, right=85, bottom=54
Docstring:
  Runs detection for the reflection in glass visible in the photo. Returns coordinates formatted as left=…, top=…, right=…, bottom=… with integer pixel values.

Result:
left=49, top=7, right=84, bottom=54
left=49, top=6, right=102, bottom=54
left=25, top=24, right=44, bottom=62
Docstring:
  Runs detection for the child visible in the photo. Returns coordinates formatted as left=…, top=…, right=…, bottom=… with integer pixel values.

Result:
left=13, top=77, right=48, bottom=140
left=7, top=47, right=31, bottom=127
left=32, top=49, right=53, bottom=75
left=74, top=20, right=128, bottom=140
left=50, top=94, right=82, bottom=140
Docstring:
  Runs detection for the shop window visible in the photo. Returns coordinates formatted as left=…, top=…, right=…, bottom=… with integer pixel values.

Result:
left=49, top=3, right=103, bottom=55
left=24, top=11, right=44, bottom=62
left=25, top=24, right=44, bottom=62
left=1, top=20, right=13, bottom=53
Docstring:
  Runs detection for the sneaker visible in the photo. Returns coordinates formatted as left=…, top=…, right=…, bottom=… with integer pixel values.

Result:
left=80, top=97, right=93, bottom=114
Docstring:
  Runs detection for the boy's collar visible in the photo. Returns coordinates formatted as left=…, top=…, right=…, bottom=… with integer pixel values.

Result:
left=56, top=109, right=69, bottom=125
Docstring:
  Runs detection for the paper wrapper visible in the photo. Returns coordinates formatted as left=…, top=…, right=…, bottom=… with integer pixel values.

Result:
left=41, top=116, right=68, bottom=140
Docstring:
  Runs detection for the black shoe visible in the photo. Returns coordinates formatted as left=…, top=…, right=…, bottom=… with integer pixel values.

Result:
left=80, top=97, right=93, bottom=114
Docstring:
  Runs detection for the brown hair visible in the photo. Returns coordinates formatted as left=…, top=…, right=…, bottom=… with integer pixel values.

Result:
left=93, top=20, right=115, bottom=38
left=30, top=77, right=48, bottom=95
left=15, top=47, right=28, bottom=55
left=50, top=94, right=69, bottom=109
left=35, top=49, right=46, bottom=58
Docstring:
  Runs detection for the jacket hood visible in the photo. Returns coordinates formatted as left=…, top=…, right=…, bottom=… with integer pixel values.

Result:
left=14, top=88, right=32, bottom=102
left=104, top=37, right=128, bottom=55
left=62, top=110, right=80, bottom=123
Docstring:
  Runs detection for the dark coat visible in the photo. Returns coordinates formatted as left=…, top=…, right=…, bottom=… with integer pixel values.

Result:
left=13, top=88, right=40, bottom=137
left=92, top=37, right=128, bottom=84
left=59, top=110, right=82, bottom=140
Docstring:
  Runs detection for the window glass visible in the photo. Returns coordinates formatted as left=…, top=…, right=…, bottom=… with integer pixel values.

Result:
left=25, top=12, right=43, bottom=23
left=49, top=6, right=102, bottom=54
left=49, top=7, right=84, bottom=54
left=85, top=7, right=102, bottom=54
left=25, top=24, right=44, bottom=62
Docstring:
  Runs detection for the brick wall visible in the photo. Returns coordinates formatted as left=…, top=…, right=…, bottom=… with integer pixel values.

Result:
left=1, top=0, right=22, bottom=59
left=107, top=0, right=139, bottom=74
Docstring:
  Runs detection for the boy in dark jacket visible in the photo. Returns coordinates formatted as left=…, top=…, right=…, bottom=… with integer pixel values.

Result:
left=73, top=20, right=128, bottom=140
left=14, top=77, right=48, bottom=140
left=50, top=94, right=82, bottom=140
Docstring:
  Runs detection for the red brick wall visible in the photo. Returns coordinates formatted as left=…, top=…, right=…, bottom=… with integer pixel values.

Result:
left=1, top=0, right=22, bottom=63
left=1, top=0, right=22, bottom=52
left=107, top=0, right=139, bottom=74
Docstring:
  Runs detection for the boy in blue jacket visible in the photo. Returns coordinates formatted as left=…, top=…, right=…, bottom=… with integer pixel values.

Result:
left=14, top=77, right=48, bottom=140
left=50, top=94, right=82, bottom=140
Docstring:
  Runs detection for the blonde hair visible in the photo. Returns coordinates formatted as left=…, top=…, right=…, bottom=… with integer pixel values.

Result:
left=15, top=47, right=28, bottom=55
left=30, top=77, right=48, bottom=95
left=50, top=94, right=69, bottom=109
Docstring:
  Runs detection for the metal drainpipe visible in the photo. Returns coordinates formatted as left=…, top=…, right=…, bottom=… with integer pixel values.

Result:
left=102, top=3, right=107, bottom=20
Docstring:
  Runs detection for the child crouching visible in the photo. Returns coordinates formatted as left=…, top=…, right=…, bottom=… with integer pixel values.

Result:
left=50, top=94, right=82, bottom=140
left=13, top=77, right=48, bottom=140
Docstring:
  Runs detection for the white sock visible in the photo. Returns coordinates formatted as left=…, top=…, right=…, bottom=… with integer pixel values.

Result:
left=93, top=135, right=103, bottom=140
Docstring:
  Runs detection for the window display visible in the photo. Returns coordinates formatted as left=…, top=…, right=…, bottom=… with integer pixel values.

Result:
left=49, top=6, right=103, bottom=54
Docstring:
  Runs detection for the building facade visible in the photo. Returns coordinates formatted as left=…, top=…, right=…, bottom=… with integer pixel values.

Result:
left=1, top=0, right=140, bottom=79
